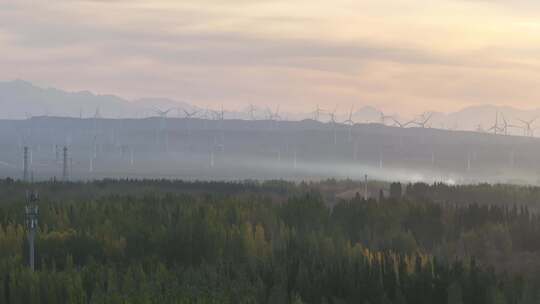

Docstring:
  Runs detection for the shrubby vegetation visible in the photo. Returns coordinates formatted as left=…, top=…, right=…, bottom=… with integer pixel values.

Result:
left=0, top=178, right=539, bottom=303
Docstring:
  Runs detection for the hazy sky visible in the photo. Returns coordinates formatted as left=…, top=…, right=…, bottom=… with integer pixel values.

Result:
left=2, top=0, right=540, bottom=114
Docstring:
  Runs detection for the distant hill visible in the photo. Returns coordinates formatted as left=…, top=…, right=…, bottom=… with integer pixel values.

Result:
left=443, top=105, right=540, bottom=134
left=1, top=80, right=540, bottom=135
left=0, top=80, right=133, bottom=119
left=0, top=80, right=204, bottom=119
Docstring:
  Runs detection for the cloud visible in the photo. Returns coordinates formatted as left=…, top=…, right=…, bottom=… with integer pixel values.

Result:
left=2, top=0, right=540, bottom=115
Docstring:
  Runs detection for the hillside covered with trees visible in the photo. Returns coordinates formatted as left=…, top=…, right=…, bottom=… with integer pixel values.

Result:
left=0, top=179, right=540, bottom=303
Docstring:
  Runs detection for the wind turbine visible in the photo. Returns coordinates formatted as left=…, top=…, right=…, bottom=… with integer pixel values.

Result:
left=265, top=106, right=281, bottom=120
left=212, top=105, right=225, bottom=121
left=212, top=105, right=226, bottom=151
left=182, top=108, right=199, bottom=137
left=266, top=105, right=282, bottom=130
left=89, top=155, right=94, bottom=173
left=343, top=106, right=355, bottom=142
left=199, top=109, right=210, bottom=119
left=379, top=111, right=393, bottom=125
left=329, top=106, right=338, bottom=145
left=391, top=117, right=413, bottom=128
left=312, top=105, right=324, bottom=122
left=517, top=117, right=537, bottom=137
left=499, top=114, right=509, bottom=135
left=154, top=107, right=175, bottom=118
left=183, top=109, right=199, bottom=119
left=94, top=107, right=102, bottom=119
left=247, top=104, right=257, bottom=120
left=154, top=107, right=175, bottom=152
left=487, top=111, right=500, bottom=134
left=196, top=108, right=212, bottom=130
left=498, top=113, right=521, bottom=136
left=412, top=112, right=433, bottom=128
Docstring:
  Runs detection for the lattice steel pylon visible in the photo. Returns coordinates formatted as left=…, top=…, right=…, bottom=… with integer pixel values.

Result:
left=25, top=190, right=39, bottom=271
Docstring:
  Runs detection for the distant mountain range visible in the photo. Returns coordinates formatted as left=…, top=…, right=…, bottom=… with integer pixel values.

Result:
left=1, top=79, right=539, bottom=135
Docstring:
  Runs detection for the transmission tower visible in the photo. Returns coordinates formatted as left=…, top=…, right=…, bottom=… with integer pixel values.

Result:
left=25, top=190, right=39, bottom=271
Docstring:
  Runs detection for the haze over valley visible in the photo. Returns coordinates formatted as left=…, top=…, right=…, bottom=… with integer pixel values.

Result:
left=2, top=80, right=540, bottom=185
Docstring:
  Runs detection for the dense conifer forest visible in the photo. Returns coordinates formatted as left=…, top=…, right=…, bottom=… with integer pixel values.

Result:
left=1, top=178, right=540, bottom=303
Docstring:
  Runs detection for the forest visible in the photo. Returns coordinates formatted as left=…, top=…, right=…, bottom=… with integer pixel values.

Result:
left=0, top=178, right=540, bottom=303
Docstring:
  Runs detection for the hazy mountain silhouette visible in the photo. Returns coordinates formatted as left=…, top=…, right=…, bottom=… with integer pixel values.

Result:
left=1, top=80, right=540, bottom=135
left=0, top=80, right=133, bottom=118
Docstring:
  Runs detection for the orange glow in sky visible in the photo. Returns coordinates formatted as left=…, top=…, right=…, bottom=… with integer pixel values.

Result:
left=2, top=0, right=540, bottom=114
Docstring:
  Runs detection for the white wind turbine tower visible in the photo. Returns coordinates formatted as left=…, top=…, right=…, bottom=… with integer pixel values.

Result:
left=273, top=105, right=282, bottom=121
left=92, top=135, right=98, bottom=160
left=412, top=112, right=434, bottom=128
left=312, top=105, right=324, bottom=122
left=154, top=107, right=175, bottom=122
left=92, top=107, right=101, bottom=157
left=199, top=109, right=210, bottom=120
left=94, top=107, right=102, bottom=121
left=130, top=148, right=134, bottom=167
left=343, top=106, right=355, bottom=142
left=265, top=108, right=273, bottom=120
left=89, top=155, right=94, bottom=173
left=88, top=130, right=97, bottom=173
left=487, top=111, right=500, bottom=135
left=183, top=109, right=199, bottom=119
left=183, top=108, right=199, bottom=136
left=499, top=114, right=510, bottom=136
left=266, top=105, right=281, bottom=130
left=390, top=117, right=412, bottom=150
left=264, top=105, right=283, bottom=162
left=516, top=117, right=537, bottom=137
left=247, top=104, right=257, bottom=120
left=379, top=111, right=393, bottom=125
left=154, top=107, right=175, bottom=152
left=329, top=106, right=338, bottom=145
left=199, top=108, right=211, bottom=129
left=499, top=114, right=521, bottom=136
left=266, top=105, right=281, bottom=120
left=391, top=117, right=414, bottom=128
left=211, top=105, right=226, bottom=152
left=411, top=111, right=433, bottom=154
left=209, top=148, right=215, bottom=169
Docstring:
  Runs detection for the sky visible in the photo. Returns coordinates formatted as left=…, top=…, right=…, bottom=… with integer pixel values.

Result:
left=2, top=0, right=540, bottom=115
